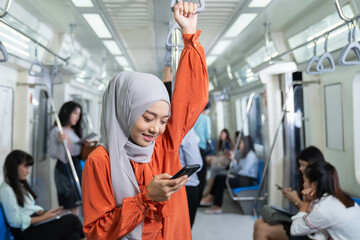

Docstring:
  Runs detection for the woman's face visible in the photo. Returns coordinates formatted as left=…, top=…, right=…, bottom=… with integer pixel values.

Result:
left=130, top=101, right=170, bottom=147
left=18, top=162, right=31, bottom=180
left=70, top=107, right=81, bottom=126
left=298, top=159, right=308, bottom=174
left=239, top=140, right=245, bottom=152
left=220, top=131, right=227, bottom=140
left=303, top=175, right=316, bottom=190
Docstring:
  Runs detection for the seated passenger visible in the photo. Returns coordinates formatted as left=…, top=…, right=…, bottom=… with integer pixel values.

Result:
left=200, top=135, right=258, bottom=214
left=253, top=146, right=325, bottom=240
left=291, top=161, right=360, bottom=240
left=0, top=150, right=85, bottom=240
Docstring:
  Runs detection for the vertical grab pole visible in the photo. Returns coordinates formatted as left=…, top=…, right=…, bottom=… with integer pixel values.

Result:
left=50, top=99, right=82, bottom=199
left=252, top=86, right=291, bottom=217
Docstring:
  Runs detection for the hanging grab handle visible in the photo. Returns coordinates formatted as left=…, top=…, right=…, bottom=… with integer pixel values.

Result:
left=171, top=0, right=205, bottom=13
left=0, top=41, right=8, bottom=62
left=0, top=0, right=13, bottom=18
left=165, top=22, right=184, bottom=48
left=338, top=22, right=360, bottom=66
left=51, top=58, right=64, bottom=84
left=306, top=40, right=322, bottom=75
left=28, top=45, right=46, bottom=77
left=316, top=34, right=335, bottom=72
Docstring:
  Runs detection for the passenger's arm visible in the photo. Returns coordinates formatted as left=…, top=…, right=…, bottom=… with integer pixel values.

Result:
left=290, top=202, right=331, bottom=236
left=180, top=129, right=203, bottom=170
left=82, top=155, right=167, bottom=240
left=237, top=153, right=258, bottom=177
left=165, top=2, right=209, bottom=150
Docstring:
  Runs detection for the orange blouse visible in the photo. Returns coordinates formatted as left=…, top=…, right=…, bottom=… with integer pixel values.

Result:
left=82, top=31, right=208, bottom=240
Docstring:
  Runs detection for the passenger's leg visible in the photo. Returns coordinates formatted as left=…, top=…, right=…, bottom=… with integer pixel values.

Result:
left=253, top=219, right=287, bottom=240
left=197, top=148, right=207, bottom=203
left=185, top=186, right=199, bottom=227
left=211, top=174, right=227, bottom=207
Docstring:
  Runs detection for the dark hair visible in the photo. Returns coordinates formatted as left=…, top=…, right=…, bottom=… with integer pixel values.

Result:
left=57, top=101, right=83, bottom=138
left=163, top=81, right=172, bottom=102
left=204, top=102, right=211, bottom=110
left=3, top=150, right=37, bottom=207
left=304, top=161, right=354, bottom=208
left=240, top=135, right=254, bottom=159
left=297, top=146, right=325, bottom=195
left=217, top=129, right=233, bottom=152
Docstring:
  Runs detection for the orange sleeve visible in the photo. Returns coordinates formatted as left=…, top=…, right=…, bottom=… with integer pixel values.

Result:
left=165, top=30, right=209, bottom=151
left=82, top=147, right=159, bottom=240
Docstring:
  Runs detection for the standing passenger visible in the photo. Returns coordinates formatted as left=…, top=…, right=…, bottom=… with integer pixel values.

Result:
left=48, top=101, right=87, bottom=216
left=194, top=103, right=212, bottom=202
left=81, top=1, right=208, bottom=239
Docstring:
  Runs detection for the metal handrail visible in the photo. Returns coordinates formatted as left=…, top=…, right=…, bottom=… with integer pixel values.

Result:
left=166, top=22, right=184, bottom=48
left=51, top=58, right=64, bottom=84
left=16, top=82, right=82, bottom=200
left=0, top=0, right=13, bottom=18
left=28, top=45, right=46, bottom=77
left=164, top=46, right=172, bottom=67
left=334, top=0, right=360, bottom=22
left=171, top=0, right=205, bottom=13
left=316, top=34, right=335, bottom=72
left=306, top=40, right=322, bottom=75
left=0, top=41, right=8, bottom=62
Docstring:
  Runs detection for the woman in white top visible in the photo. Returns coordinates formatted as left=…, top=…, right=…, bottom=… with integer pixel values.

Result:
left=0, top=150, right=84, bottom=240
left=48, top=101, right=87, bottom=215
left=291, top=161, right=360, bottom=240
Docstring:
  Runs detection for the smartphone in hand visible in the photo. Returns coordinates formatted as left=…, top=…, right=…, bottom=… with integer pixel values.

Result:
left=275, top=184, right=284, bottom=190
left=170, top=164, right=200, bottom=180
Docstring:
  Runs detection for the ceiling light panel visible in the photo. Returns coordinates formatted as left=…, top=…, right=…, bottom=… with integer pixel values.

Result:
left=103, top=40, right=122, bottom=55
left=83, top=13, right=112, bottom=38
left=71, top=0, right=94, bottom=7
left=224, top=13, right=257, bottom=38
left=210, top=40, right=232, bottom=55
left=116, top=56, right=129, bottom=67
left=248, top=0, right=272, bottom=8
left=206, top=56, right=217, bottom=66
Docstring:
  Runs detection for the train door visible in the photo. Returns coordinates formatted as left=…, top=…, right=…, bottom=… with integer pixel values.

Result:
left=0, top=86, right=14, bottom=183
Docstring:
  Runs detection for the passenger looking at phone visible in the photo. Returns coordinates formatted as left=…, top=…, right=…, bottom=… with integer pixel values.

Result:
left=291, top=161, right=360, bottom=239
left=0, top=150, right=85, bottom=240
left=81, top=1, right=209, bottom=239
left=200, top=135, right=258, bottom=214
left=253, top=146, right=325, bottom=240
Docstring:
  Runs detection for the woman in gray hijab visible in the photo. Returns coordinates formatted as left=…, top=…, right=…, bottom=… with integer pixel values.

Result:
left=82, top=1, right=209, bottom=239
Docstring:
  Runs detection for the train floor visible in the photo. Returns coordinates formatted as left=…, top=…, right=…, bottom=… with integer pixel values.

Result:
left=192, top=190, right=256, bottom=239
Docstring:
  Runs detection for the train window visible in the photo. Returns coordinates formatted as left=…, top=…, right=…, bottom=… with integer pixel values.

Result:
left=235, top=64, right=259, bottom=87
left=288, top=4, right=359, bottom=63
left=246, top=41, right=279, bottom=68
left=247, top=95, right=263, bottom=145
left=0, top=15, right=49, bottom=61
left=324, top=83, right=344, bottom=151
left=0, top=86, right=14, bottom=183
left=353, top=74, right=360, bottom=184
left=215, top=101, right=225, bottom=135
left=33, top=90, right=49, bottom=162
left=235, top=98, right=243, bottom=131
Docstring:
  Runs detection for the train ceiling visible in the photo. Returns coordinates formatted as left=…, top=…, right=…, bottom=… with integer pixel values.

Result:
left=16, top=0, right=353, bottom=81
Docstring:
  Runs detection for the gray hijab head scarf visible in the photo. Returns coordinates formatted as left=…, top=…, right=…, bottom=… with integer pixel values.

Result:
left=98, top=71, right=170, bottom=240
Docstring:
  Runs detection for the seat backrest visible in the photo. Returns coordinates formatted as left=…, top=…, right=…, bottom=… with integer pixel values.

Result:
left=255, top=160, right=264, bottom=186
left=352, top=197, right=360, bottom=206
left=0, top=204, right=13, bottom=240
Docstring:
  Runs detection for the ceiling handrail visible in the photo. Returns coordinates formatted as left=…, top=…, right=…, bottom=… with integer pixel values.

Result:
left=0, top=41, right=8, bottom=62
left=338, top=21, right=360, bottom=66
left=171, top=0, right=205, bottom=13
left=51, top=58, right=64, bottom=84
left=165, top=22, right=184, bottom=48
left=334, top=0, right=360, bottom=22
left=164, top=46, right=172, bottom=67
left=0, top=0, right=13, bottom=18
left=306, top=40, right=322, bottom=75
left=316, top=33, right=335, bottom=72
left=28, top=45, right=46, bottom=77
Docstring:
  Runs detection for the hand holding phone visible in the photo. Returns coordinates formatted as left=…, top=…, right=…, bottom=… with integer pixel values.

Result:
left=275, top=184, right=284, bottom=190
left=170, top=164, right=200, bottom=180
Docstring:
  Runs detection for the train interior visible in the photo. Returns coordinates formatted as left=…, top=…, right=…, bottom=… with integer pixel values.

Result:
left=1, top=0, right=360, bottom=239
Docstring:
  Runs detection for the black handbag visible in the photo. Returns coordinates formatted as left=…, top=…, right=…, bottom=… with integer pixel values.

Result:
left=260, top=205, right=292, bottom=226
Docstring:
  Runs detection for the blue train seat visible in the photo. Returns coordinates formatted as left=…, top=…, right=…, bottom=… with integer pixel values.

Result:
left=352, top=197, right=360, bottom=206
left=226, top=160, right=267, bottom=215
left=0, top=205, right=13, bottom=240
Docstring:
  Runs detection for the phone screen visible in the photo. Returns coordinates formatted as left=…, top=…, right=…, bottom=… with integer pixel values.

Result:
left=170, top=164, right=200, bottom=180
left=275, top=184, right=283, bottom=189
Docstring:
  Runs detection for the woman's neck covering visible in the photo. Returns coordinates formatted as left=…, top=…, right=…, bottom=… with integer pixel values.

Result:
left=98, top=71, right=170, bottom=240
